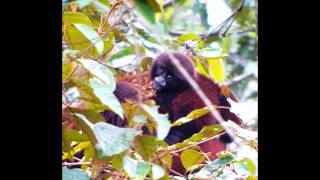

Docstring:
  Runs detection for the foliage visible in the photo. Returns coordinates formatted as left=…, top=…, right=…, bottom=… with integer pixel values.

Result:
left=62, top=0, right=257, bottom=179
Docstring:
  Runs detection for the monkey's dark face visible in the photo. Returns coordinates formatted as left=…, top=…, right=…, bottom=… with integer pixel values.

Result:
left=152, top=65, right=188, bottom=92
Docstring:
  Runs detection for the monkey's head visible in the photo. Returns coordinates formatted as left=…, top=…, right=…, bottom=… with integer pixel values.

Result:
left=151, top=52, right=195, bottom=91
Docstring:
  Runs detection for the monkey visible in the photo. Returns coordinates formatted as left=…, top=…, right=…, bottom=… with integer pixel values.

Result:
left=150, top=52, right=243, bottom=173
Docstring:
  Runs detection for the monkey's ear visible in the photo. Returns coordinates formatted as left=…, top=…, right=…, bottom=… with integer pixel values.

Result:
left=220, top=84, right=240, bottom=103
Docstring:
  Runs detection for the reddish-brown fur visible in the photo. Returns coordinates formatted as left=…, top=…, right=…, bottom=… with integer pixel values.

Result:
left=151, top=52, right=243, bottom=174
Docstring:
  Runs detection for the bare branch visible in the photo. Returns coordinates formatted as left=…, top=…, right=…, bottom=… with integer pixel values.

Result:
left=170, top=132, right=227, bottom=154
left=62, top=162, right=92, bottom=166
left=224, top=72, right=254, bottom=86
left=63, top=64, right=79, bottom=84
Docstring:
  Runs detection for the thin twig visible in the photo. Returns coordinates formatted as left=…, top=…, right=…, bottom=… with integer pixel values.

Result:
left=168, top=0, right=247, bottom=41
left=168, top=168, right=185, bottom=178
left=63, top=64, right=79, bottom=83
left=170, top=132, right=227, bottom=154
left=62, top=162, right=92, bottom=166
left=202, top=0, right=246, bottom=41
left=199, top=149, right=211, bottom=162
left=89, top=57, right=128, bottom=73
left=62, top=89, right=73, bottom=105
left=99, top=0, right=122, bottom=34
left=224, top=72, right=254, bottom=86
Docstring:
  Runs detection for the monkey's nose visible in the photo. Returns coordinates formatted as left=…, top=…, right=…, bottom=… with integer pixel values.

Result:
left=155, top=77, right=166, bottom=86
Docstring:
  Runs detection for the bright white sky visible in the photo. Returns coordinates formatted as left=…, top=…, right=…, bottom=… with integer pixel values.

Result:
left=205, top=0, right=232, bottom=29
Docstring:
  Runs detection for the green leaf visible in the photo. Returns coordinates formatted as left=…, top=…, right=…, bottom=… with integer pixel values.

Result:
left=101, top=34, right=114, bottom=54
left=70, top=109, right=105, bottom=124
left=123, top=156, right=151, bottom=180
left=109, top=46, right=135, bottom=62
left=193, top=154, right=235, bottom=178
left=73, top=114, right=98, bottom=145
left=151, top=163, right=165, bottom=179
left=74, top=24, right=104, bottom=56
left=73, top=80, right=107, bottom=112
left=63, top=129, right=89, bottom=142
left=246, top=175, right=258, bottom=180
left=92, top=0, right=109, bottom=13
left=65, top=25, right=102, bottom=58
left=74, top=0, right=94, bottom=9
left=78, top=59, right=116, bottom=92
left=62, top=126, right=74, bottom=160
left=62, top=167, right=89, bottom=180
left=222, top=35, right=233, bottom=53
left=146, top=0, right=163, bottom=12
left=171, top=125, right=224, bottom=151
left=134, top=27, right=158, bottom=43
left=83, top=143, right=95, bottom=166
left=171, top=106, right=213, bottom=127
left=141, top=105, right=170, bottom=140
left=180, top=149, right=206, bottom=170
left=77, top=59, right=124, bottom=118
left=136, top=0, right=156, bottom=24
left=63, top=12, right=92, bottom=26
left=111, top=151, right=126, bottom=170
left=196, top=47, right=227, bottom=58
left=62, top=62, right=76, bottom=81
left=93, top=122, right=136, bottom=157
left=234, top=158, right=257, bottom=175
left=133, top=135, right=168, bottom=161
left=141, top=57, right=153, bottom=71
left=90, top=78, right=124, bottom=118
left=74, top=141, right=91, bottom=151
left=177, top=33, right=204, bottom=48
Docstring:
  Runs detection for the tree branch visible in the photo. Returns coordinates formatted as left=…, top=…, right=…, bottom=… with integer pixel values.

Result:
left=170, top=132, right=227, bottom=154
left=89, top=57, right=128, bottom=73
left=62, top=162, right=91, bottom=166
left=63, top=63, right=79, bottom=84
left=168, top=0, right=247, bottom=39
left=224, top=72, right=254, bottom=86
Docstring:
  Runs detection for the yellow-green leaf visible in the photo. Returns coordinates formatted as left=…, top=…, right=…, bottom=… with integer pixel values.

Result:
left=194, top=59, right=210, bottom=78
left=66, top=25, right=103, bottom=57
left=207, top=57, right=224, bottom=83
left=171, top=106, right=213, bottom=127
left=146, top=0, right=163, bottom=12
left=177, top=33, right=204, bottom=48
left=111, top=151, right=126, bottom=170
left=133, top=135, right=169, bottom=161
left=170, top=125, right=224, bottom=151
left=246, top=175, right=258, bottom=180
left=234, top=158, right=257, bottom=175
left=180, top=149, right=206, bottom=170
left=74, top=24, right=104, bottom=56
left=63, top=12, right=92, bottom=26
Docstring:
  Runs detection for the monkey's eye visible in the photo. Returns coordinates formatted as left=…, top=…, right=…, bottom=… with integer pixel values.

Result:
left=156, top=66, right=165, bottom=75
left=167, top=74, right=172, bottom=79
